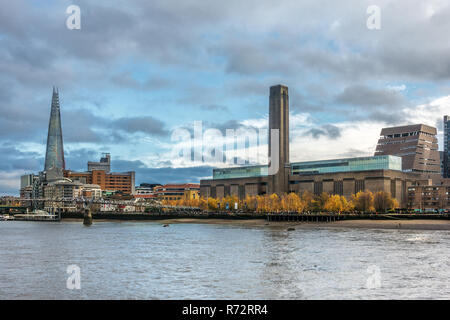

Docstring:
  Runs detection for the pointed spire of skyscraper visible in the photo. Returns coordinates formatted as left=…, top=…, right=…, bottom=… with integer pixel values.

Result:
left=44, top=86, right=65, bottom=171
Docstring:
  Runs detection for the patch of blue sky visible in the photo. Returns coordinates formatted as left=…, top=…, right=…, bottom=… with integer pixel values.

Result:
left=400, top=81, right=444, bottom=103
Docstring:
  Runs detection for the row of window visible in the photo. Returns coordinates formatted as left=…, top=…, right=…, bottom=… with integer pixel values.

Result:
left=382, top=131, right=420, bottom=138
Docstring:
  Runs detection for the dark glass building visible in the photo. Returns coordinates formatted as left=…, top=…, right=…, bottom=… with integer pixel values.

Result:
left=44, top=87, right=65, bottom=172
left=443, top=115, right=450, bottom=178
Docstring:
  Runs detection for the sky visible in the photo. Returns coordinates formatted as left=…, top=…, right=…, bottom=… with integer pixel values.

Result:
left=1, top=0, right=450, bottom=195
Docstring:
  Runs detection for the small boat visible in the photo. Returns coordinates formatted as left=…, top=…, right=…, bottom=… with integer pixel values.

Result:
left=31, top=210, right=51, bottom=215
left=1, top=215, right=15, bottom=221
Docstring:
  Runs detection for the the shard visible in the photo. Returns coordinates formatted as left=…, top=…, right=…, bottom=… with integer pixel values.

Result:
left=44, top=86, right=65, bottom=172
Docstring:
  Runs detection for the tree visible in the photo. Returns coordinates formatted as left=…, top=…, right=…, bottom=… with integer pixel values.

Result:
left=317, top=192, right=330, bottom=211
left=255, top=194, right=281, bottom=213
left=374, top=191, right=398, bottom=212
left=300, top=190, right=315, bottom=211
left=281, top=193, right=305, bottom=213
left=256, top=195, right=268, bottom=213
left=244, top=195, right=257, bottom=211
left=352, top=190, right=375, bottom=212
left=392, top=198, right=399, bottom=209
left=324, top=195, right=344, bottom=213
left=221, top=194, right=239, bottom=211
left=199, top=197, right=208, bottom=210
left=207, top=197, right=218, bottom=211
left=341, top=196, right=355, bottom=212
left=268, top=194, right=280, bottom=212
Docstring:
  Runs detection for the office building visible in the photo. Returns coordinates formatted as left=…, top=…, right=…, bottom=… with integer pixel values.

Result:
left=443, top=116, right=450, bottom=178
left=64, top=154, right=135, bottom=195
left=374, top=124, right=440, bottom=174
left=154, top=184, right=200, bottom=201
left=88, top=153, right=111, bottom=173
left=19, top=174, right=38, bottom=198
left=407, top=179, right=450, bottom=211
left=44, top=87, right=65, bottom=174
left=44, top=179, right=101, bottom=212
left=134, top=184, right=158, bottom=199
left=65, top=169, right=135, bottom=195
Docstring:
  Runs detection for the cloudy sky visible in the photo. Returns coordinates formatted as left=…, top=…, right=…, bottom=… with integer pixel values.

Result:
left=1, top=0, right=450, bottom=195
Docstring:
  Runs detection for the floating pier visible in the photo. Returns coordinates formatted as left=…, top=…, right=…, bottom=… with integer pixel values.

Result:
left=266, top=213, right=450, bottom=222
left=266, top=213, right=342, bottom=222
left=13, top=213, right=59, bottom=222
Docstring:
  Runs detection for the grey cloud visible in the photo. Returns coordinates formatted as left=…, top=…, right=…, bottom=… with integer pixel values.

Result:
left=0, top=97, right=167, bottom=144
left=65, top=148, right=101, bottom=172
left=290, top=89, right=326, bottom=112
left=3, top=0, right=450, bottom=93
left=200, top=104, right=229, bottom=112
left=337, top=148, right=372, bottom=158
left=111, top=73, right=172, bottom=91
left=306, top=124, right=341, bottom=140
left=176, top=119, right=260, bottom=144
left=2, top=0, right=450, bottom=193
left=112, top=116, right=169, bottom=137
left=335, top=85, right=406, bottom=108
left=206, top=119, right=262, bottom=134
left=62, top=109, right=110, bottom=143
left=112, top=159, right=213, bottom=184
left=0, top=144, right=42, bottom=172
left=0, top=95, right=50, bottom=143
left=365, top=111, right=404, bottom=125
left=221, top=44, right=271, bottom=75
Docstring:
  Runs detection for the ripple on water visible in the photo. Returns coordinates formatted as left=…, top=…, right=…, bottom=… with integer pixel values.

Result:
left=1, top=221, right=450, bottom=299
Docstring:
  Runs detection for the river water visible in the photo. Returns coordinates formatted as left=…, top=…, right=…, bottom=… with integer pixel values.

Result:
left=0, top=220, right=449, bottom=299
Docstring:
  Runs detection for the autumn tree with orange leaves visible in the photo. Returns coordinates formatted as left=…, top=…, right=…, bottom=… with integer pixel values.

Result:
left=164, top=189, right=399, bottom=214
left=373, top=191, right=399, bottom=212
left=352, top=190, right=375, bottom=212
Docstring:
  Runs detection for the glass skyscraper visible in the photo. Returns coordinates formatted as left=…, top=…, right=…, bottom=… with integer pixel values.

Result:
left=444, top=116, right=450, bottom=178
left=44, top=87, right=65, bottom=172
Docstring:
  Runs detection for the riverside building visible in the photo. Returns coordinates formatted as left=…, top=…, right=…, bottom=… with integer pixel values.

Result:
left=64, top=155, right=135, bottom=195
left=374, top=124, right=440, bottom=174
left=200, top=85, right=429, bottom=207
left=20, top=88, right=136, bottom=207
left=443, top=116, right=450, bottom=178
left=154, top=184, right=200, bottom=201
